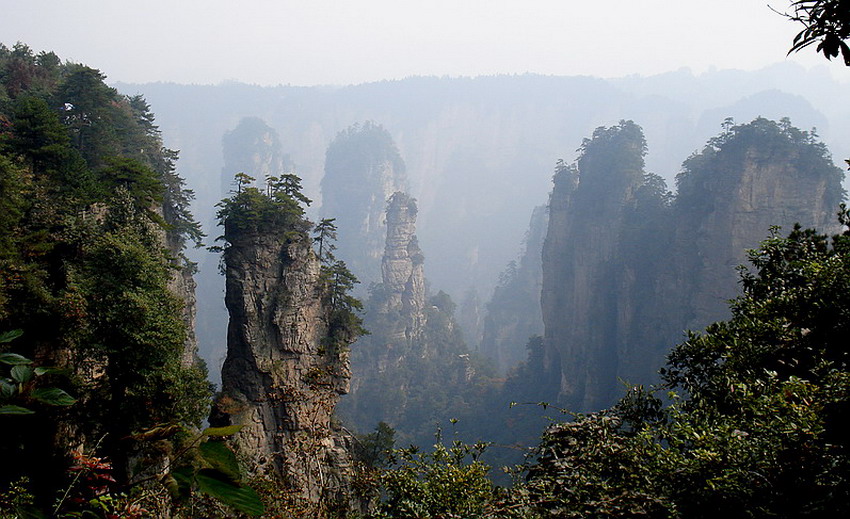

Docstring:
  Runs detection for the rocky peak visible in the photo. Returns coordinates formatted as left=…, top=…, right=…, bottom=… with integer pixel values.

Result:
left=380, top=192, right=426, bottom=343
left=211, top=211, right=361, bottom=510
left=539, top=118, right=844, bottom=413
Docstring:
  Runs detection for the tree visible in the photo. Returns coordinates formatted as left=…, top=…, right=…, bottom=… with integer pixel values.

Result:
left=782, top=0, right=850, bottom=64
left=232, top=171, right=254, bottom=193
left=276, top=173, right=312, bottom=207
left=378, top=434, right=493, bottom=519
left=0, top=47, right=212, bottom=512
left=313, top=218, right=338, bottom=264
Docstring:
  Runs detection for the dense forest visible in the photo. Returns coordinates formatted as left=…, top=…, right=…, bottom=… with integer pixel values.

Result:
left=0, top=43, right=210, bottom=513
left=3, top=3, right=850, bottom=515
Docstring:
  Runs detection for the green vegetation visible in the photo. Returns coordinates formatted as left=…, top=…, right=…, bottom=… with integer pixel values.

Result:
left=341, top=287, right=495, bottom=448
left=518, top=211, right=850, bottom=517
left=677, top=116, right=845, bottom=213
left=0, top=330, right=75, bottom=416
left=215, top=171, right=310, bottom=238
left=375, top=433, right=493, bottom=519
left=0, top=43, right=221, bottom=515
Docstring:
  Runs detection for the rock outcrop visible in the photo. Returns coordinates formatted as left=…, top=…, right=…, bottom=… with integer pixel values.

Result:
left=321, top=122, right=408, bottom=285
left=380, top=192, right=426, bottom=348
left=540, top=118, right=844, bottom=412
left=542, top=122, right=650, bottom=411
left=211, top=215, right=359, bottom=510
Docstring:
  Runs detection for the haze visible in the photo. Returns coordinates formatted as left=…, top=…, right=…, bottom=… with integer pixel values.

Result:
left=3, top=0, right=850, bottom=86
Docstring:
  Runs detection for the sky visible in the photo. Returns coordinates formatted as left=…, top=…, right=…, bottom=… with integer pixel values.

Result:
left=2, top=0, right=849, bottom=86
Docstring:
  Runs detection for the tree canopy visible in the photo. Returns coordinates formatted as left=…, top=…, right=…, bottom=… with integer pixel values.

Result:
left=783, top=0, right=850, bottom=64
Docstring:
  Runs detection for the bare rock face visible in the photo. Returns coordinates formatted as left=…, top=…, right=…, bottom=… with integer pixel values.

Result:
left=541, top=123, right=648, bottom=411
left=169, top=265, right=199, bottom=368
left=211, top=226, right=358, bottom=509
left=540, top=118, right=843, bottom=412
left=673, top=129, right=842, bottom=332
left=154, top=203, right=200, bottom=369
left=380, top=192, right=426, bottom=346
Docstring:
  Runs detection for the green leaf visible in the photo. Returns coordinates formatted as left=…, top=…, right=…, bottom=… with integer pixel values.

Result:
left=169, top=466, right=194, bottom=500
left=31, top=387, right=76, bottom=406
left=0, top=379, right=15, bottom=399
left=195, top=469, right=264, bottom=516
left=0, top=405, right=35, bottom=415
left=11, top=365, right=34, bottom=384
left=199, top=440, right=241, bottom=480
left=0, top=329, right=23, bottom=343
left=202, top=425, right=244, bottom=437
left=0, top=353, right=32, bottom=366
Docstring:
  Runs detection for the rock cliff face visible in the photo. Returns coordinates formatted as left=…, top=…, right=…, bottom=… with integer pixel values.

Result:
left=321, top=122, right=408, bottom=285
left=542, top=122, right=650, bottom=411
left=162, top=226, right=199, bottom=368
left=380, top=192, right=427, bottom=348
left=480, top=204, right=548, bottom=373
left=211, top=222, right=358, bottom=509
left=672, top=120, right=844, bottom=332
left=346, top=192, right=427, bottom=396
left=541, top=118, right=843, bottom=412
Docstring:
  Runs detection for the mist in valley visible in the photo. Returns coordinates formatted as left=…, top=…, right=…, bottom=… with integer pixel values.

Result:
left=3, top=1, right=850, bottom=516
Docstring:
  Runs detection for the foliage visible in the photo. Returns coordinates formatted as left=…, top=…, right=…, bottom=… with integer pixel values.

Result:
left=374, top=431, right=493, bottom=519
left=781, top=0, right=850, bottom=64
left=0, top=44, right=209, bottom=513
left=574, top=120, right=647, bottom=211
left=215, top=172, right=311, bottom=239
left=0, top=341, right=76, bottom=415
left=354, top=421, right=397, bottom=470
left=677, top=117, right=845, bottom=211
left=0, top=477, right=35, bottom=519
left=321, top=259, right=367, bottom=354
left=166, top=425, right=265, bottom=517
left=28, top=425, right=265, bottom=518
left=314, top=217, right=339, bottom=264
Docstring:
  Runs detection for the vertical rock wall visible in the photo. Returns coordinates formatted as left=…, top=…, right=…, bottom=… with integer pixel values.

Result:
left=541, top=123, right=648, bottom=411
left=211, top=227, right=358, bottom=509
left=380, top=192, right=427, bottom=346
left=540, top=118, right=843, bottom=412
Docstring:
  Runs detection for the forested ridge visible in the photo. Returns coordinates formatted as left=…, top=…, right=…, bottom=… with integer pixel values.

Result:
left=0, top=43, right=242, bottom=516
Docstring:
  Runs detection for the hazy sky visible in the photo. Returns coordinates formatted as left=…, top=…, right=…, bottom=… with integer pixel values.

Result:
left=3, top=0, right=849, bottom=85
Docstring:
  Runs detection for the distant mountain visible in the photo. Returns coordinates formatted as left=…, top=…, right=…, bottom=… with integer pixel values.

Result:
left=117, top=66, right=850, bottom=366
